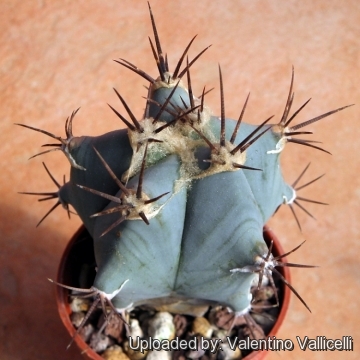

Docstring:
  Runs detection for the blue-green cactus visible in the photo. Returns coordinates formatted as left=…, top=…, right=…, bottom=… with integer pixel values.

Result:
left=18, top=2, right=352, bottom=347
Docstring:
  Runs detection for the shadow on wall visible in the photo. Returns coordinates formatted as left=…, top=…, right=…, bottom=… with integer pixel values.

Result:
left=0, top=203, right=84, bottom=360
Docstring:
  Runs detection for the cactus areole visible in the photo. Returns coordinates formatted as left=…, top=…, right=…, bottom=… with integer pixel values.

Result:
left=18, top=3, right=352, bottom=343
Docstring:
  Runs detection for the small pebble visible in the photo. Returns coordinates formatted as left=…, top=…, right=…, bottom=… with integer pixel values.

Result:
left=70, top=297, right=90, bottom=312
left=79, top=323, right=95, bottom=342
left=208, top=308, right=246, bottom=330
left=89, top=332, right=114, bottom=353
left=173, top=355, right=187, bottom=360
left=153, top=302, right=209, bottom=317
left=148, top=312, right=175, bottom=341
left=147, top=349, right=172, bottom=360
left=219, top=342, right=242, bottom=360
left=129, top=318, right=143, bottom=339
left=192, top=317, right=213, bottom=338
left=186, top=336, right=205, bottom=359
left=123, top=341, right=147, bottom=360
left=102, top=345, right=131, bottom=360
left=70, top=311, right=85, bottom=328
left=97, top=313, right=125, bottom=342
left=252, top=286, right=275, bottom=302
left=186, top=348, right=205, bottom=359
left=212, top=329, right=228, bottom=341
left=173, top=314, right=188, bottom=337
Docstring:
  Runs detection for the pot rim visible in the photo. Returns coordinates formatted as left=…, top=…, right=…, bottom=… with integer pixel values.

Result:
left=56, top=224, right=291, bottom=360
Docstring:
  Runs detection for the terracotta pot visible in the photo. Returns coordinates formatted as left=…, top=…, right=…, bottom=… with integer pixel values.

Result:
left=56, top=226, right=99, bottom=359
left=56, top=225, right=290, bottom=360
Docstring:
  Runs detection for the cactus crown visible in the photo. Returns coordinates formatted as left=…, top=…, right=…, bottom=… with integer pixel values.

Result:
left=18, top=2, right=352, bottom=349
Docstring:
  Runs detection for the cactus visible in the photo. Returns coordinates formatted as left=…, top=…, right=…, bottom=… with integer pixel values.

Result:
left=18, top=2, right=352, bottom=349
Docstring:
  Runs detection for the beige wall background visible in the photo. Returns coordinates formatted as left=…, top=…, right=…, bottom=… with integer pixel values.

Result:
left=0, top=1, right=359, bottom=359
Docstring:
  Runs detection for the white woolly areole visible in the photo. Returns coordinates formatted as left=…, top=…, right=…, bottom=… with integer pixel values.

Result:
left=193, top=141, right=247, bottom=180
left=151, top=73, right=187, bottom=91
left=283, top=187, right=297, bottom=205
left=267, top=136, right=287, bottom=154
left=94, top=279, right=129, bottom=300
left=234, top=304, right=252, bottom=317
left=123, top=191, right=165, bottom=221
left=254, top=254, right=275, bottom=270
